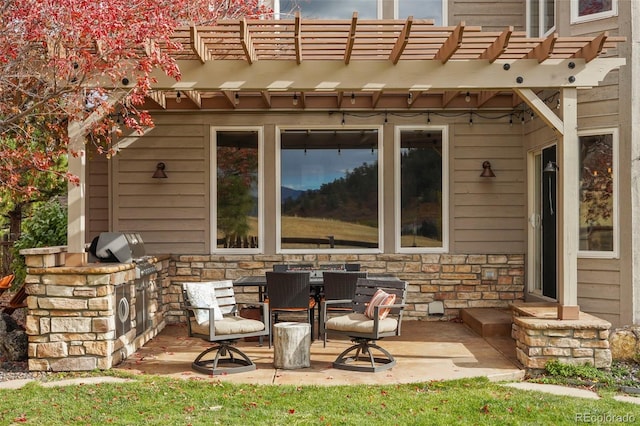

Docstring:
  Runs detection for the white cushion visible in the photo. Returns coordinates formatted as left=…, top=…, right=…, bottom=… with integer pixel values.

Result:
left=325, top=312, right=398, bottom=334
left=184, top=283, right=223, bottom=325
left=191, top=316, right=265, bottom=336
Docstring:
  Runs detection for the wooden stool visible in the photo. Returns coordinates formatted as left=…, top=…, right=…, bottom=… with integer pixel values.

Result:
left=273, top=322, right=311, bottom=369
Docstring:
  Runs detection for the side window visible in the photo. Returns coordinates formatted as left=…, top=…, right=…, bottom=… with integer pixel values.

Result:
left=397, top=0, right=445, bottom=25
left=212, top=129, right=262, bottom=253
left=578, top=129, right=617, bottom=257
left=571, top=0, right=617, bottom=23
left=527, top=0, right=555, bottom=37
left=278, top=127, right=381, bottom=252
left=396, top=126, right=448, bottom=253
left=276, top=0, right=377, bottom=19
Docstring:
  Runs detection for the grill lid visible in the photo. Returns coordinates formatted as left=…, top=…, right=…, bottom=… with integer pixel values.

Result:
left=89, top=232, right=145, bottom=263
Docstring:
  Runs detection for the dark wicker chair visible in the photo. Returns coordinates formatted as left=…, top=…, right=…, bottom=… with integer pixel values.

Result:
left=320, top=271, right=368, bottom=346
left=323, top=277, right=407, bottom=372
left=182, top=280, right=269, bottom=375
left=265, top=271, right=315, bottom=347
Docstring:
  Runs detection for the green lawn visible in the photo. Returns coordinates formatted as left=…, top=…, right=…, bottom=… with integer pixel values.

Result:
left=0, top=374, right=638, bottom=425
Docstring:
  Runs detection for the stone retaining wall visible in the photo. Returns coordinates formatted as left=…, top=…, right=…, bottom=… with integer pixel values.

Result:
left=511, top=305, right=612, bottom=370
left=166, top=253, right=525, bottom=323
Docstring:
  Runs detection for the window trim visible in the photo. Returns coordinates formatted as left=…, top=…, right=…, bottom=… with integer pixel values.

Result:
left=394, top=125, right=449, bottom=254
left=210, top=126, right=264, bottom=254
left=571, top=0, right=618, bottom=24
left=526, top=0, right=556, bottom=37
left=577, top=127, right=618, bottom=259
left=276, top=125, right=384, bottom=254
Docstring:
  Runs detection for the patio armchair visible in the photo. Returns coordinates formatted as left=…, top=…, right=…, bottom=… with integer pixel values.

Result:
left=319, top=271, right=368, bottom=346
left=182, top=280, right=269, bottom=375
left=323, top=277, right=407, bottom=372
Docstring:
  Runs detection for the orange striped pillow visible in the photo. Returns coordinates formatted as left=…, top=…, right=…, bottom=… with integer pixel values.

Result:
left=364, top=289, right=396, bottom=320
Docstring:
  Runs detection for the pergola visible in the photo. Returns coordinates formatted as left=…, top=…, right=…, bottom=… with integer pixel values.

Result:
left=67, top=16, right=626, bottom=319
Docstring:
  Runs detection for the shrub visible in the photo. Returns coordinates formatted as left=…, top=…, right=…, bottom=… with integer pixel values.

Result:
left=11, top=199, right=67, bottom=285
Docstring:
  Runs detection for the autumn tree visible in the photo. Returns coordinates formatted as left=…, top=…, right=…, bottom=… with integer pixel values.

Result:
left=0, top=0, right=270, bottom=243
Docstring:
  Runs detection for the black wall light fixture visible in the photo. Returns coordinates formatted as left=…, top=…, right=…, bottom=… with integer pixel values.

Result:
left=480, top=161, right=496, bottom=177
left=153, top=162, right=167, bottom=179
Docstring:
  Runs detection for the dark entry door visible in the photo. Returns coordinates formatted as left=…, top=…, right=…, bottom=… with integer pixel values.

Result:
left=541, top=145, right=557, bottom=299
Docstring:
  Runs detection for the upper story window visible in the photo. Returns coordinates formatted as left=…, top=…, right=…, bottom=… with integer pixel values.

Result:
left=395, top=126, right=448, bottom=253
left=571, top=0, right=618, bottom=23
left=276, top=0, right=377, bottom=19
left=578, top=129, right=618, bottom=258
left=527, top=0, right=555, bottom=37
left=396, top=0, right=445, bottom=24
left=211, top=128, right=263, bottom=253
left=277, top=127, right=382, bottom=253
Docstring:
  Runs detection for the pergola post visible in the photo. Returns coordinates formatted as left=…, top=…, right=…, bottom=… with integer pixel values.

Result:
left=66, top=120, right=87, bottom=266
left=556, top=87, right=580, bottom=319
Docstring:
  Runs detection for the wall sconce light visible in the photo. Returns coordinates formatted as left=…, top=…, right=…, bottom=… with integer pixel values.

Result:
left=480, top=161, right=496, bottom=177
left=543, top=161, right=559, bottom=173
left=152, top=162, right=167, bottom=179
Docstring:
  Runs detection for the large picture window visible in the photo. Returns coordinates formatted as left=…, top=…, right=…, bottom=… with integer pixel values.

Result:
left=212, top=129, right=262, bottom=252
left=578, top=129, right=617, bottom=256
left=571, top=0, right=617, bottom=23
left=278, top=128, right=381, bottom=252
left=395, top=126, right=448, bottom=252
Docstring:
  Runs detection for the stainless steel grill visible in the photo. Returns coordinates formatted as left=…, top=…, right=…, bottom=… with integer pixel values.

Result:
left=91, top=232, right=158, bottom=338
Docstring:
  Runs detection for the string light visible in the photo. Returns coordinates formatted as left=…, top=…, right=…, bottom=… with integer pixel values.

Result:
left=465, top=92, right=471, bottom=103
left=234, top=92, right=240, bottom=105
left=427, top=111, right=431, bottom=124
left=292, top=93, right=298, bottom=106
left=350, top=92, right=356, bottom=105
left=469, top=112, right=473, bottom=126
left=341, top=112, right=345, bottom=126
left=175, top=91, right=182, bottom=103
left=407, top=92, right=413, bottom=105
left=509, top=114, right=513, bottom=126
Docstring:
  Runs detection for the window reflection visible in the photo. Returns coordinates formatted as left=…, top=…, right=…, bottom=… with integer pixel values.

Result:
left=280, top=129, right=379, bottom=250
left=400, top=129, right=443, bottom=248
left=579, top=133, right=613, bottom=252
left=398, top=0, right=443, bottom=24
left=215, top=131, right=260, bottom=249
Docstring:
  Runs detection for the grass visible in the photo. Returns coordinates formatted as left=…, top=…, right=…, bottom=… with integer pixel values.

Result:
left=1, top=374, right=638, bottom=425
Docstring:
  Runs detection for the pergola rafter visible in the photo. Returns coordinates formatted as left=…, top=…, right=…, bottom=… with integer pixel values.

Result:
left=133, top=17, right=625, bottom=112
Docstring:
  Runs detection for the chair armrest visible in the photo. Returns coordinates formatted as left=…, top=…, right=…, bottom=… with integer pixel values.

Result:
left=322, top=298, right=353, bottom=306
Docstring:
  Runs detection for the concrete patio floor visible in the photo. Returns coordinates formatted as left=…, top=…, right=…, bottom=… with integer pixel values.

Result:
left=115, top=320, right=525, bottom=385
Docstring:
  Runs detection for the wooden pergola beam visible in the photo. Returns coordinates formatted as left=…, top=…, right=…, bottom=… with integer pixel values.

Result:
left=189, top=26, right=208, bottom=64
left=371, top=91, right=382, bottom=108
left=184, top=90, right=202, bottom=108
left=222, top=90, right=238, bottom=108
left=261, top=91, right=271, bottom=107
left=344, top=12, right=358, bottom=65
left=434, top=21, right=464, bottom=64
left=389, top=16, right=413, bottom=65
left=442, top=91, right=458, bottom=107
left=148, top=91, right=166, bottom=109
left=572, top=32, right=607, bottom=63
left=526, top=33, right=557, bottom=63
left=479, top=26, right=512, bottom=63
left=240, top=18, right=256, bottom=64
left=295, top=12, right=303, bottom=65
left=477, top=91, right=497, bottom=107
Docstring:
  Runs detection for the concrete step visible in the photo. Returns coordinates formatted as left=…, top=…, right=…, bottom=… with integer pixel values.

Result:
left=460, top=308, right=512, bottom=337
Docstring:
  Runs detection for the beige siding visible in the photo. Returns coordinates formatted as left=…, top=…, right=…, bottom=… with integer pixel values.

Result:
left=86, top=151, right=109, bottom=240
left=452, top=120, right=526, bottom=254
left=112, top=118, right=209, bottom=254
left=450, top=0, right=525, bottom=31
left=578, top=258, right=621, bottom=326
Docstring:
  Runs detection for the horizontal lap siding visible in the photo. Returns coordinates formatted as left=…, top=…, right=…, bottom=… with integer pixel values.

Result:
left=450, top=0, right=525, bottom=30
left=113, top=120, right=208, bottom=254
left=87, top=153, right=109, bottom=238
left=578, top=258, right=621, bottom=326
left=452, top=121, right=525, bottom=254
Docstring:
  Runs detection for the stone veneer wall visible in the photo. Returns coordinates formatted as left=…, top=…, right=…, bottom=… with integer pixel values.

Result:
left=164, top=253, right=525, bottom=323
left=511, top=306, right=612, bottom=370
left=21, top=246, right=170, bottom=372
